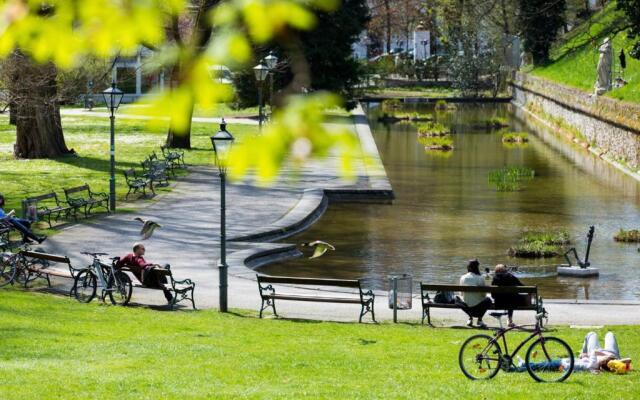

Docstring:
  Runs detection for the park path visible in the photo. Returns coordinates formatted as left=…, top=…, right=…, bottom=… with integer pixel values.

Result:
left=37, top=107, right=640, bottom=326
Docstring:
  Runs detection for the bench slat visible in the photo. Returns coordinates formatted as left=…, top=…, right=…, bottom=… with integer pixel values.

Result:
left=421, top=283, right=538, bottom=294
left=27, top=266, right=72, bottom=278
left=258, top=275, right=360, bottom=288
left=21, top=251, right=71, bottom=264
left=264, top=294, right=362, bottom=304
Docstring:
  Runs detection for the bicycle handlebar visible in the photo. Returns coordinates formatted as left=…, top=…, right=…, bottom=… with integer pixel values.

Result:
left=80, top=252, right=109, bottom=257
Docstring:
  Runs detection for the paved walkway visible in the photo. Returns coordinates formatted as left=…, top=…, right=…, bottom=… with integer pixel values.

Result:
left=37, top=106, right=640, bottom=326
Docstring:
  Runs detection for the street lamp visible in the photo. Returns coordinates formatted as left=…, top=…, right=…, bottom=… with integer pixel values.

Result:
left=264, top=51, right=278, bottom=116
left=253, top=62, right=269, bottom=131
left=102, top=81, right=124, bottom=212
left=210, top=118, right=235, bottom=313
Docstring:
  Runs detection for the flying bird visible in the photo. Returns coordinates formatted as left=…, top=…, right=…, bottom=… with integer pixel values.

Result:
left=134, top=217, right=162, bottom=240
left=300, top=240, right=335, bottom=259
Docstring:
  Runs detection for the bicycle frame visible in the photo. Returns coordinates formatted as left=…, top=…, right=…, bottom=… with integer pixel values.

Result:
left=478, top=319, right=548, bottom=370
left=85, top=255, right=120, bottom=300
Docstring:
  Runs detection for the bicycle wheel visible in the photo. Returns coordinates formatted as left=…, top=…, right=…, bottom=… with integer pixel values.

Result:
left=0, top=254, right=16, bottom=287
left=74, top=269, right=97, bottom=303
left=525, top=336, right=574, bottom=383
left=107, top=271, right=132, bottom=306
left=459, top=334, right=503, bottom=380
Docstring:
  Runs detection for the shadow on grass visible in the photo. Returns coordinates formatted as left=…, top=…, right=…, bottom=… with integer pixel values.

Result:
left=56, top=154, right=141, bottom=173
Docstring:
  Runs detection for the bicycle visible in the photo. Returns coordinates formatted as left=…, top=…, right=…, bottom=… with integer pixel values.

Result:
left=458, top=310, right=574, bottom=383
left=74, top=252, right=132, bottom=305
left=0, top=243, right=46, bottom=287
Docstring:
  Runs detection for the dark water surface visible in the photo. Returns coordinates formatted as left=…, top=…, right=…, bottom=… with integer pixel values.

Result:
left=258, top=103, right=640, bottom=300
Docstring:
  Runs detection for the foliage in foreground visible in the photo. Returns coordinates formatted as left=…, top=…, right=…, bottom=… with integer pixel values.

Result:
left=1, top=289, right=640, bottom=399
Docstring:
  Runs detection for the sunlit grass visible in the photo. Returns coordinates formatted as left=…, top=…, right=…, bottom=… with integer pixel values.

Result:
left=0, top=114, right=258, bottom=220
left=531, top=1, right=640, bottom=103
left=0, top=289, right=639, bottom=399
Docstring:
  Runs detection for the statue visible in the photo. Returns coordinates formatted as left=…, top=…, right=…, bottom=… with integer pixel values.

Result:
left=594, top=38, right=613, bottom=95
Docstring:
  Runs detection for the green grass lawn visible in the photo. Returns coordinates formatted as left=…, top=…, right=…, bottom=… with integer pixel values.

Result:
left=531, top=1, right=640, bottom=103
left=0, top=115, right=259, bottom=216
left=1, top=289, right=639, bottom=399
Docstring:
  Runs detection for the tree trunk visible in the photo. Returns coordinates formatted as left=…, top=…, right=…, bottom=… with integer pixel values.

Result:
left=384, top=0, right=392, bottom=53
left=165, top=63, right=193, bottom=149
left=10, top=53, right=71, bottom=158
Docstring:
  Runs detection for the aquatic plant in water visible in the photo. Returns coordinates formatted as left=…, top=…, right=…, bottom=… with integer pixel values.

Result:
left=417, top=122, right=450, bottom=137
left=501, top=132, right=529, bottom=144
left=488, top=116, right=509, bottom=128
left=421, top=136, right=454, bottom=151
left=614, top=229, right=640, bottom=242
left=508, top=230, right=571, bottom=258
left=487, top=166, right=535, bottom=191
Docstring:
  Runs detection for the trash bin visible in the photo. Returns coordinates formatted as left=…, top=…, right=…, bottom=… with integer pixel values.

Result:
left=388, top=274, right=412, bottom=322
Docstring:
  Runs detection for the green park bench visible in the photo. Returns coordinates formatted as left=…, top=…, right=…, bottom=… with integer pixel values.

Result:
left=63, top=184, right=109, bottom=218
left=420, top=283, right=543, bottom=326
left=123, top=168, right=154, bottom=199
left=256, top=274, right=376, bottom=323
left=21, top=192, right=75, bottom=228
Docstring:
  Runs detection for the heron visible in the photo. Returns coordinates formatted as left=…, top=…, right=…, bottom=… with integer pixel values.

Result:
left=300, top=240, right=335, bottom=259
left=134, top=217, right=162, bottom=240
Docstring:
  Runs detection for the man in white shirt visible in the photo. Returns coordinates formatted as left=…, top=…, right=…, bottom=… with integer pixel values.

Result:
left=457, top=259, right=492, bottom=328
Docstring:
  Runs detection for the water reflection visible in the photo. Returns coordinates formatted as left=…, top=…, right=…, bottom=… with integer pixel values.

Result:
left=259, top=103, right=640, bottom=300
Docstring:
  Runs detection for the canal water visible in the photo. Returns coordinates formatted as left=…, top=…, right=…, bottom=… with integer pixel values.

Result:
left=258, top=103, right=640, bottom=300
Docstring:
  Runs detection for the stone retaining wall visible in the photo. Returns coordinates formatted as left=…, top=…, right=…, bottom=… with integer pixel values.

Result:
left=511, top=72, right=640, bottom=168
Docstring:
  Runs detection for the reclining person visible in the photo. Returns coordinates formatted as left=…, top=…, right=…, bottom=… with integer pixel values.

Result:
left=513, top=331, right=632, bottom=373
left=115, top=243, right=173, bottom=303
left=0, top=193, right=46, bottom=244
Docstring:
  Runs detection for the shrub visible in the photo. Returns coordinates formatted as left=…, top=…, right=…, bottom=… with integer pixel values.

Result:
left=508, top=229, right=570, bottom=258
left=420, top=136, right=454, bottom=151
left=488, top=116, right=509, bottom=128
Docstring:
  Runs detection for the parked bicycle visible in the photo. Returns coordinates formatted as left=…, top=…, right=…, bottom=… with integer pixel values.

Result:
left=74, top=252, right=132, bottom=305
left=458, top=310, right=574, bottom=383
left=0, top=243, right=45, bottom=287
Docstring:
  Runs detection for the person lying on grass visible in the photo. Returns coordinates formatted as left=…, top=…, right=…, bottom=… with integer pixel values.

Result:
left=0, top=193, right=46, bottom=244
left=512, top=331, right=632, bottom=374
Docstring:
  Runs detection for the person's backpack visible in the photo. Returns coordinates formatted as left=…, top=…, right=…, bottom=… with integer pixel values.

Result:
left=434, top=290, right=455, bottom=304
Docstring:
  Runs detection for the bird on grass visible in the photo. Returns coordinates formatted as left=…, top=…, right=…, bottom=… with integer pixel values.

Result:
left=134, top=217, right=162, bottom=240
left=300, top=240, right=335, bottom=259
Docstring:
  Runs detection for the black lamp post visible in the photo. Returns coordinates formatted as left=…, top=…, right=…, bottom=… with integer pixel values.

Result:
left=253, top=62, right=269, bottom=131
left=210, top=118, right=235, bottom=312
left=102, top=81, right=124, bottom=212
left=264, top=51, right=278, bottom=115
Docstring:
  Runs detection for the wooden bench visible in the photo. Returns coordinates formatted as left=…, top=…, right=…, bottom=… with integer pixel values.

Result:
left=20, top=251, right=82, bottom=294
left=420, top=283, right=543, bottom=326
left=123, top=168, right=154, bottom=199
left=160, top=144, right=185, bottom=169
left=256, top=275, right=376, bottom=323
left=22, top=192, right=75, bottom=228
left=63, top=184, right=109, bottom=218
left=118, top=264, right=196, bottom=310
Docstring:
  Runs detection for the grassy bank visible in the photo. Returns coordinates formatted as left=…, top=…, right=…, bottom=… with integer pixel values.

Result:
left=1, top=289, right=639, bottom=399
left=0, top=115, right=259, bottom=215
left=531, top=1, right=640, bottom=103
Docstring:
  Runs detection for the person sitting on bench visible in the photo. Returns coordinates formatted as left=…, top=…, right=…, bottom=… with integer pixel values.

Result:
left=456, top=259, right=492, bottom=328
left=115, top=243, right=173, bottom=303
left=0, top=193, right=46, bottom=244
left=491, top=264, right=526, bottom=328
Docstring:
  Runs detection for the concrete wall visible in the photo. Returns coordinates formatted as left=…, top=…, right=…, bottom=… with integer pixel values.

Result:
left=511, top=72, right=640, bottom=168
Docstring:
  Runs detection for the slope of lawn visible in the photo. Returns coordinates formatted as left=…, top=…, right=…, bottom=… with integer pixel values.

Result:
left=531, top=1, right=640, bottom=103
left=1, top=289, right=639, bottom=399
left=0, top=114, right=259, bottom=215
